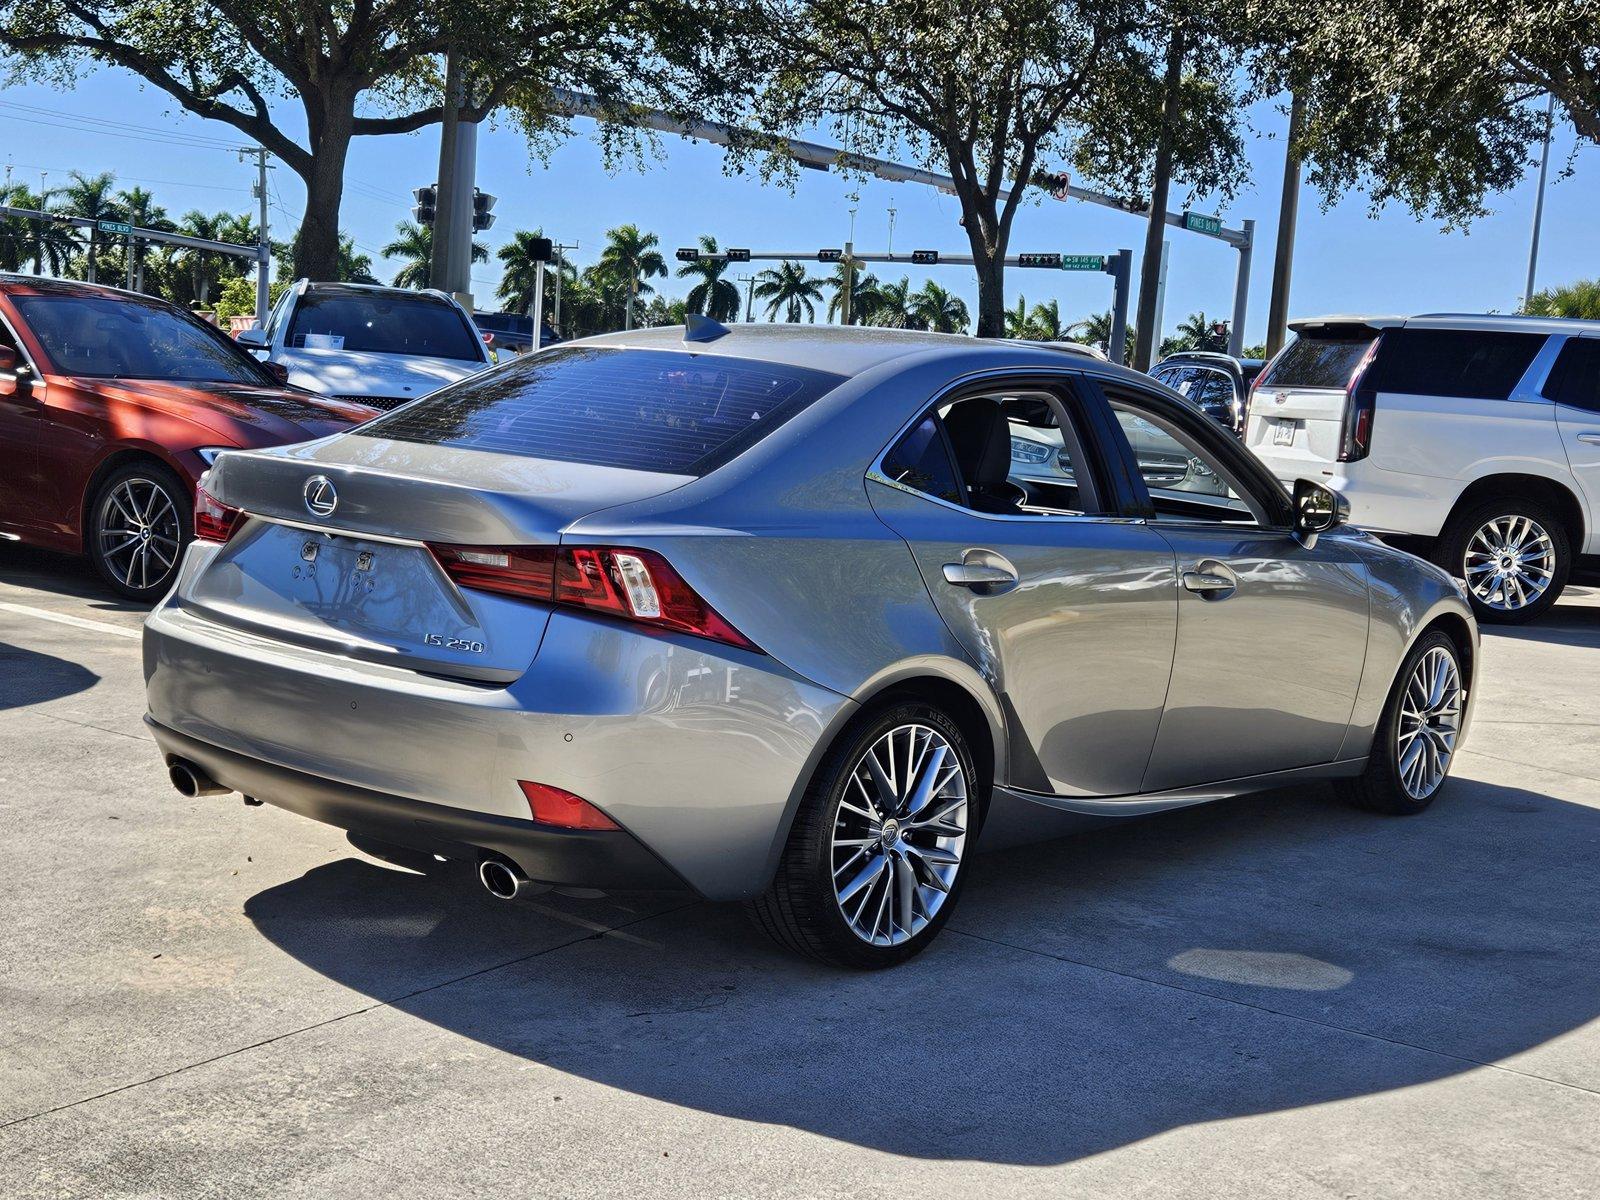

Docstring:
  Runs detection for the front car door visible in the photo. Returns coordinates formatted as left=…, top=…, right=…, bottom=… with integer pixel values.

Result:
left=1542, top=333, right=1600, bottom=556
left=1093, top=380, right=1371, bottom=793
left=867, top=374, right=1178, bottom=798
left=0, top=298, right=42, bottom=535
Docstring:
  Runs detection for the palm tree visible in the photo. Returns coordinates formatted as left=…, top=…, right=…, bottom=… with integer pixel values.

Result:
left=869, top=276, right=917, bottom=329
left=497, top=229, right=565, bottom=316
left=59, top=171, right=124, bottom=283
left=1, top=185, right=74, bottom=276
left=677, top=235, right=742, bottom=321
left=910, top=281, right=971, bottom=334
left=115, top=187, right=172, bottom=292
left=1069, top=310, right=1135, bottom=363
left=825, top=259, right=882, bottom=324
left=1004, top=295, right=1032, bottom=338
left=337, top=235, right=379, bottom=285
left=597, top=224, right=667, bottom=330
left=1523, top=279, right=1600, bottom=320
left=1171, top=311, right=1228, bottom=353
left=383, top=220, right=487, bottom=290
left=1028, top=299, right=1064, bottom=340
left=753, top=260, right=825, bottom=322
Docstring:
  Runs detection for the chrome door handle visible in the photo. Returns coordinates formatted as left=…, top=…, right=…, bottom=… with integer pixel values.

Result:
left=942, top=562, right=1017, bottom=588
left=1181, top=570, right=1236, bottom=595
left=1577, top=433, right=1600, bottom=446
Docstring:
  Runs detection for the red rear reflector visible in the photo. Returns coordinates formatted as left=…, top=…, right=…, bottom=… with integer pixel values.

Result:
left=519, top=781, right=620, bottom=831
left=194, top=483, right=243, bottom=543
left=429, top=543, right=758, bottom=651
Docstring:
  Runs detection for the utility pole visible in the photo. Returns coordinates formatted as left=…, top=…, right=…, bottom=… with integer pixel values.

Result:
left=738, top=274, right=756, bottom=322
left=1151, top=239, right=1171, bottom=357
left=551, top=240, right=576, bottom=336
left=240, top=146, right=272, bottom=328
left=1266, top=91, right=1306, bottom=358
left=1133, top=24, right=1187, bottom=371
left=1523, top=93, right=1555, bottom=309
left=842, top=241, right=855, bottom=326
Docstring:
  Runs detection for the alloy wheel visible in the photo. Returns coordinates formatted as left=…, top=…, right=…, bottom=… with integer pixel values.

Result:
left=1395, top=645, right=1463, bottom=800
left=97, top=476, right=182, bottom=592
left=831, top=723, right=968, bottom=946
left=1463, top=515, right=1555, bottom=613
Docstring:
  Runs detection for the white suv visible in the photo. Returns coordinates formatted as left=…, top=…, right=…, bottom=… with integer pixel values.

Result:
left=1246, top=314, right=1599, bottom=623
left=237, top=281, right=492, bottom=410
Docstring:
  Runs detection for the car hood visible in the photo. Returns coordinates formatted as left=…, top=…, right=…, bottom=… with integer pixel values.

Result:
left=68, top=376, right=376, bottom=444
left=272, top=348, right=486, bottom=402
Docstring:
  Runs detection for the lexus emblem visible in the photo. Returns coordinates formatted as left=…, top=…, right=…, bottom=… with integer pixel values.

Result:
left=303, top=475, right=338, bottom=518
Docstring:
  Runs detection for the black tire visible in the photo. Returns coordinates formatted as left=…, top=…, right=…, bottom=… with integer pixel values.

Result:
left=747, top=701, right=981, bottom=969
left=1337, top=629, right=1465, bottom=815
left=87, top=461, right=191, bottom=602
left=1435, top=495, right=1570, bottom=625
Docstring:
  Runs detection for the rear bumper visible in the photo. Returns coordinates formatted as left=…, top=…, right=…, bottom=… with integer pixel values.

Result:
left=143, top=595, right=854, bottom=900
left=149, top=718, right=686, bottom=891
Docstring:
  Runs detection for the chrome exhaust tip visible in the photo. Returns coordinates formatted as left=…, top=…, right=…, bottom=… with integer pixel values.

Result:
left=478, top=858, right=544, bottom=901
left=168, top=759, right=230, bottom=798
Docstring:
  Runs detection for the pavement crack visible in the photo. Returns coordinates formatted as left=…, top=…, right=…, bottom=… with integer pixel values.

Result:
left=1461, top=746, right=1600, bottom=785
left=0, top=900, right=701, bottom=1132
left=945, top=925, right=1600, bottom=1102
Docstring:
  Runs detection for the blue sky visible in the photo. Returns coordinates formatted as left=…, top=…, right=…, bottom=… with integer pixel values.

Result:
left=2, top=70, right=1595, bottom=344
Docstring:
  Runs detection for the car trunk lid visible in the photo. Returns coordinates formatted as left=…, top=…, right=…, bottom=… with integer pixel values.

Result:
left=1245, top=319, right=1389, bottom=467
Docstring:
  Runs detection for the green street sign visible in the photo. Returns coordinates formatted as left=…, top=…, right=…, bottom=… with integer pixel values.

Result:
left=1060, top=254, right=1106, bottom=271
left=1182, top=211, right=1222, bottom=236
left=97, top=220, right=134, bottom=236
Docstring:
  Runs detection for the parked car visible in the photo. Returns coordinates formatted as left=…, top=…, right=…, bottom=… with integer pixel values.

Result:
left=0, top=276, right=375, bottom=600
left=1244, top=314, right=1600, bottom=623
left=145, top=324, right=1476, bottom=967
left=237, top=281, right=492, bottom=409
left=1151, top=350, right=1265, bottom=434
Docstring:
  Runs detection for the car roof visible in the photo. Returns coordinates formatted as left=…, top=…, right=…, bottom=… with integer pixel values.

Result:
left=294, top=279, right=459, bottom=302
left=0, top=273, right=170, bottom=304
left=1291, top=312, right=1600, bottom=338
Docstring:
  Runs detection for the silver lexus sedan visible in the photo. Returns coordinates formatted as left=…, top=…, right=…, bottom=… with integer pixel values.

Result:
left=144, top=322, right=1477, bottom=968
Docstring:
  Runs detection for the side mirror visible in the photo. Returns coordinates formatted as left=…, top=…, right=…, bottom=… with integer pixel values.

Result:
left=235, top=328, right=268, bottom=350
left=0, top=346, right=28, bottom=399
left=262, top=361, right=290, bottom=385
left=1292, top=478, right=1350, bottom=549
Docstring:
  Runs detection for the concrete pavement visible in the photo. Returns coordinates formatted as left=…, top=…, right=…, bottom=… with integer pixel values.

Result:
left=2, top=541, right=1598, bottom=1198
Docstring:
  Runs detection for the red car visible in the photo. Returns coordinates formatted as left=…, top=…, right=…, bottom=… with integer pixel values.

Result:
left=0, top=276, right=374, bottom=600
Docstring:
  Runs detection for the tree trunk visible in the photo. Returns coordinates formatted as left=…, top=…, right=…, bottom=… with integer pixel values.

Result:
left=1133, top=25, right=1187, bottom=372
left=293, top=106, right=354, bottom=282
left=971, top=253, right=1005, bottom=338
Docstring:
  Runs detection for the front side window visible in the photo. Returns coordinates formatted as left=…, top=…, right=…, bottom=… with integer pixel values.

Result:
left=1110, top=399, right=1262, bottom=524
left=1366, top=328, right=1545, bottom=401
left=12, top=294, right=266, bottom=384
left=360, top=345, right=844, bottom=475
left=286, top=291, right=484, bottom=362
left=1541, top=337, right=1600, bottom=414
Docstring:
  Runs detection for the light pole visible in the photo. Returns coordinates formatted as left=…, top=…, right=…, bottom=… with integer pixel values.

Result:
left=1523, top=94, right=1555, bottom=310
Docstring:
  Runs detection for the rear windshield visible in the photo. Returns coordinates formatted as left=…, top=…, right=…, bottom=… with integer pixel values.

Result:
left=358, top=345, right=845, bottom=475
left=286, top=291, right=483, bottom=362
left=1262, top=334, right=1375, bottom=389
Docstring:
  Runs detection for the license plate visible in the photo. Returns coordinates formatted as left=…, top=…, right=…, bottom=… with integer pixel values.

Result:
left=1272, top=420, right=1297, bottom=446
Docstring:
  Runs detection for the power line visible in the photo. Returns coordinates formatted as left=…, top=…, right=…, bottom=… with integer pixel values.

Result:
left=0, top=100, right=246, bottom=151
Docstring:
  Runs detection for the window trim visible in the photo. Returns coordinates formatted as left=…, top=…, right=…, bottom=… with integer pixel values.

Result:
left=1089, top=378, right=1296, bottom=529
left=866, top=367, right=1141, bottom=525
left=1539, top=334, right=1600, bottom=413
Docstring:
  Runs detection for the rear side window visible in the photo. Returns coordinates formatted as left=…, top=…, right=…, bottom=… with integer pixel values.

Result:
left=1263, top=334, right=1375, bottom=389
left=1542, top=338, right=1600, bottom=413
left=1366, top=329, right=1545, bottom=401
left=359, top=345, right=844, bottom=475
left=882, top=413, right=962, bottom=504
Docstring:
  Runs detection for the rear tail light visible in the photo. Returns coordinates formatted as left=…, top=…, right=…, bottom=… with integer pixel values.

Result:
left=518, top=780, right=620, bottom=831
left=1337, top=338, right=1383, bottom=463
left=430, top=543, right=759, bottom=652
left=194, top=483, right=244, bottom=543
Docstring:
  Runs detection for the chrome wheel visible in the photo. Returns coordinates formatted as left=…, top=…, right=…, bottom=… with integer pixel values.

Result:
left=96, top=476, right=181, bottom=592
left=1463, top=515, right=1555, bottom=612
left=1396, top=645, right=1463, bottom=800
left=832, top=723, right=968, bottom=946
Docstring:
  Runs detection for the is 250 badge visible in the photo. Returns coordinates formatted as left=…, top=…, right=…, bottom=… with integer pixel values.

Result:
left=423, top=633, right=486, bottom=654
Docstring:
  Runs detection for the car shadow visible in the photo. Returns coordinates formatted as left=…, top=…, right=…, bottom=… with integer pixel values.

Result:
left=0, top=543, right=148, bottom=614
left=0, top=640, right=100, bottom=709
left=244, top=774, right=1600, bottom=1165
left=1480, top=590, right=1600, bottom=649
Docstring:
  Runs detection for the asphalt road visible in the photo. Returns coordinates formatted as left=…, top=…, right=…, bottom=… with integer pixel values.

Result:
left=2, top=540, right=1599, bottom=1198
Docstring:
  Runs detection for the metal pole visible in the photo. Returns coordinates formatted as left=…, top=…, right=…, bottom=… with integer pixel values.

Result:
left=429, top=47, right=464, bottom=295
left=1107, top=249, right=1132, bottom=366
left=1265, top=91, right=1305, bottom=358
left=842, top=240, right=854, bottom=326
left=248, top=147, right=271, bottom=328
left=530, top=263, right=545, bottom=350
left=1228, top=219, right=1254, bottom=358
left=553, top=243, right=565, bottom=334
left=1524, top=93, right=1555, bottom=309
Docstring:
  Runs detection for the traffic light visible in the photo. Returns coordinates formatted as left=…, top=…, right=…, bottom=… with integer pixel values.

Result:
left=725, top=248, right=750, bottom=263
left=910, top=249, right=939, bottom=265
left=817, top=248, right=843, bottom=263
left=412, top=185, right=437, bottom=227
left=1017, top=252, right=1063, bottom=268
left=676, top=247, right=699, bottom=262
left=472, top=189, right=496, bottom=232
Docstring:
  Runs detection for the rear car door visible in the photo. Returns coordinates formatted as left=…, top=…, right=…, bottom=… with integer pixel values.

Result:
left=1097, top=380, right=1370, bottom=792
left=1543, top=333, right=1600, bottom=555
left=867, top=375, right=1179, bottom=798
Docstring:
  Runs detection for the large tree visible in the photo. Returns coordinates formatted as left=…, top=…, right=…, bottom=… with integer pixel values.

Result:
left=0, top=0, right=685, bottom=281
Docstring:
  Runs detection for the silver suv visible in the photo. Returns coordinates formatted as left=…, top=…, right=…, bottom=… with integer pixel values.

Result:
left=1246, top=314, right=1600, bottom=623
